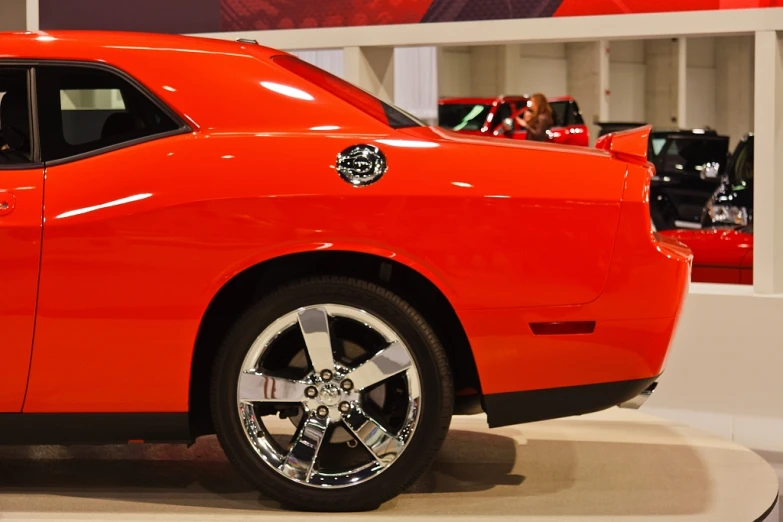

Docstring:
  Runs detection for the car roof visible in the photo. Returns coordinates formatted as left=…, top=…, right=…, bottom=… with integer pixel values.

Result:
left=0, top=31, right=401, bottom=134
left=439, top=95, right=575, bottom=105
left=0, top=30, right=280, bottom=60
left=650, top=129, right=724, bottom=138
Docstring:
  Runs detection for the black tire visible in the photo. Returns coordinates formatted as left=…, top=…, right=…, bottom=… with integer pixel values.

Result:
left=211, top=276, right=454, bottom=511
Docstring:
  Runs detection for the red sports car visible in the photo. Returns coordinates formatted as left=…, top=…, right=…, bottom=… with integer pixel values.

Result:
left=660, top=226, right=753, bottom=285
left=438, top=95, right=590, bottom=146
left=0, top=32, right=689, bottom=511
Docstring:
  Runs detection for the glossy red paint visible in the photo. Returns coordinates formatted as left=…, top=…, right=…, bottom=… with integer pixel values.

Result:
left=438, top=95, right=590, bottom=147
left=0, top=168, right=44, bottom=412
left=595, top=124, right=652, bottom=163
left=660, top=228, right=753, bottom=284
left=0, top=31, right=690, bottom=415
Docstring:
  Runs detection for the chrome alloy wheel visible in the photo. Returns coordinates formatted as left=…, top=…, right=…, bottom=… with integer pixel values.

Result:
left=236, top=304, right=422, bottom=488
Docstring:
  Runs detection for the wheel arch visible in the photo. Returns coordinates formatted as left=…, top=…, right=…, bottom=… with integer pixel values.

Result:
left=188, top=249, right=479, bottom=437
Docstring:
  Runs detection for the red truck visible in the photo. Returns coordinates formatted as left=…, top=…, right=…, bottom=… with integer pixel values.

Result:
left=438, top=95, right=589, bottom=147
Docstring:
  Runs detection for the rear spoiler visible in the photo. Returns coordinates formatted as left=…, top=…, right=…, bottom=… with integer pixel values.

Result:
left=594, top=124, right=653, bottom=164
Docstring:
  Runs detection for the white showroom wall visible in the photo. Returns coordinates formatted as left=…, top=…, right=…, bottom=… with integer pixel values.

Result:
left=393, top=46, right=438, bottom=122
left=517, top=43, right=568, bottom=97
left=609, top=40, right=646, bottom=123
left=291, top=47, right=440, bottom=123
left=564, top=41, right=605, bottom=142
left=437, top=47, right=472, bottom=98
left=686, top=37, right=718, bottom=130
left=644, top=39, right=681, bottom=128
left=716, top=35, right=755, bottom=147
left=437, top=44, right=568, bottom=99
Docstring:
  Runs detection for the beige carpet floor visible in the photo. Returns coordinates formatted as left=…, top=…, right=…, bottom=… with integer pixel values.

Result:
left=0, top=408, right=777, bottom=521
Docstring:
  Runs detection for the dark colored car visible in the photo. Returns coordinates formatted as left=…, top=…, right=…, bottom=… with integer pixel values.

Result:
left=438, top=95, right=589, bottom=146
left=647, top=129, right=730, bottom=230
left=702, top=134, right=754, bottom=228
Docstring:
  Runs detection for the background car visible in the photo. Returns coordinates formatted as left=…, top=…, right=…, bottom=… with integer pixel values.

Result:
left=702, top=133, right=754, bottom=228
left=660, top=225, right=753, bottom=284
left=597, top=125, right=731, bottom=231
left=646, top=129, right=730, bottom=230
left=438, top=95, right=589, bottom=146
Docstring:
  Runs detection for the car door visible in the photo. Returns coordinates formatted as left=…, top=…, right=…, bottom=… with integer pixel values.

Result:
left=23, top=63, right=189, bottom=413
left=0, top=66, right=45, bottom=411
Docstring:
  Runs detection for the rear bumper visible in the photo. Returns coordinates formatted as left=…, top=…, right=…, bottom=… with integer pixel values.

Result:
left=483, top=376, right=660, bottom=428
left=618, top=381, right=658, bottom=410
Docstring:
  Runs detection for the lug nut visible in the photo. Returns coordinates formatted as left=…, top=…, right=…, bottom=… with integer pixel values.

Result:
left=339, top=402, right=351, bottom=413
left=305, top=386, right=318, bottom=399
left=320, top=369, right=333, bottom=382
left=341, top=379, right=353, bottom=392
left=316, top=406, right=329, bottom=417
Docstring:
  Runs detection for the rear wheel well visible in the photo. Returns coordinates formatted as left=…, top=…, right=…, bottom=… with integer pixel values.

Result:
left=189, top=251, right=480, bottom=438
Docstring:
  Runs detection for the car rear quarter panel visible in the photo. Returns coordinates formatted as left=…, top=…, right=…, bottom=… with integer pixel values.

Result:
left=24, top=129, right=627, bottom=412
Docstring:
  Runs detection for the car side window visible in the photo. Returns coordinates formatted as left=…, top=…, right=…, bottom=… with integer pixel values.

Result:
left=0, top=68, right=33, bottom=166
left=36, top=66, right=181, bottom=162
left=493, top=103, right=512, bottom=131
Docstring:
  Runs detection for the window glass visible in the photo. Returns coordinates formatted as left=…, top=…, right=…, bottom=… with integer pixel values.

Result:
left=0, top=68, right=33, bottom=165
left=661, top=138, right=727, bottom=174
left=492, top=103, right=512, bottom=132
left=650, top=138, right=667, bottom=156
left=550, top=100, right=568, bottom=127
left=272, top=55, right=422, bottom=130
left=732, top=139, right=754, bottom=185
left=60, top=89, right=129, bottom=146
left=438, top=104, right=490, bottom=131
left=37, top=66, right=180, bottom=162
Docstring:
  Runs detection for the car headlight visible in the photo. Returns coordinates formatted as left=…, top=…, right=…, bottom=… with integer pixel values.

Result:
left=707, top=203, right=749, bottom=226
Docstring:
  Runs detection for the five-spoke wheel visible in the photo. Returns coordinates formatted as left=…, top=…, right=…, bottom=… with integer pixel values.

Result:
left=211, top=277, right=453, bottom=511
left=237, top=304, right=421, bottom=486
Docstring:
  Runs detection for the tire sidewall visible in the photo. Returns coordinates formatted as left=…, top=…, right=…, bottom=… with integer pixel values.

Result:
left=211, top=278, right=453, bottom=509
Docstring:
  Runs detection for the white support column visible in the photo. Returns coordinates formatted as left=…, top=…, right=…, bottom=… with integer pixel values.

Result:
left=343, top=46, right=395, bottom=104
left=678, top=38, right=688, bottom=129
left=753, top=31, right=783, bottom=295
left=25, top=0, right=38, bottom=31
left=567, top=41, right=602, bottom=144
left=645, top=39, right=680, bottom=128
left=599, top=39, right=611, bottom=123
left=499, top=44, right=522, bottom=94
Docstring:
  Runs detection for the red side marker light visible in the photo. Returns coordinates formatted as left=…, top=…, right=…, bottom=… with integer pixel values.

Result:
left=530, top=321, right=596, bottom=335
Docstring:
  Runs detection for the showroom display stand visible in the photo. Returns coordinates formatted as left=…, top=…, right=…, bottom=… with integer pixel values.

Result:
left=0, top=408, right=776, bottom=521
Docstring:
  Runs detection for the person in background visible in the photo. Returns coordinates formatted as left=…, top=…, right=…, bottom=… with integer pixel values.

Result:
left=516, top=93, right=554, bottom=142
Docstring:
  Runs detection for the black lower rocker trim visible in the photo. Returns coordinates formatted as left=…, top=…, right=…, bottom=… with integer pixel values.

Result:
left=0, top=413, right=191, bottom=445
left=483, top=376, right=659, bottom=428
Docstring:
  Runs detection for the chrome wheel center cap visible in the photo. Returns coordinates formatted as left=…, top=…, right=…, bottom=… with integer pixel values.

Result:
left=319, top=384, right=341, bottom=407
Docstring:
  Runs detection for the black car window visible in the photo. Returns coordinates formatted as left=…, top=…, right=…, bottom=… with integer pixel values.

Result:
left=438, top=103, right=491, bottom=131
left=0, top=68, right=33, bottom=166
left=732, top=140, right=754, bottom=185
left=492, top=102, right=512, bottom=131
left=650, top=137, right=667, bottom=157
left=549, top=101, right=566, bottom=127
left=36, top=66, right=180, bottom=162
left=661, top=138, right=727, bottom=174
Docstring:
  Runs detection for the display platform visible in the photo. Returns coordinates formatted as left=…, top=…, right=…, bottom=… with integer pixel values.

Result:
left=0, top=408, right=777, bottom=521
